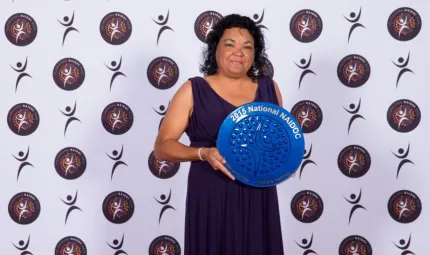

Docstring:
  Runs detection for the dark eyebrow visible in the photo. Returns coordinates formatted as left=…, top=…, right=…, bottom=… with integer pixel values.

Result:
left=223, top=38, right=254, bottom=44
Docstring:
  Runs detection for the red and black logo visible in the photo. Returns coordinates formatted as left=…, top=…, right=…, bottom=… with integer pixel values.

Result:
left=55, top=236, right=87, bottom=255
left=290, top=100, right=323, bottom=133
left=7, top=103, right=40, bottom=136
left=387, top=7, right=422, bottom=41
left=291, top=190, right=324, bottom=223
left=387, top=99, right=421, bottom=133
left=147, top=56, right=180, bottom=90
left=54, top=147, right=87, bottom=180
left=290, top=9, right=323, bottom=43
left=339, top=235, right=372, bottom=255
left=337, top=54, right=371, bottom=88
left=148, top=150, right=180, bottom=179
left=102, top=191, right=135, bottom=224
left=53, top=58, right=85, bottom=91
left=194, top=11, right=223, bottom=43
left=388, top=190, right=422, bottom=224
left=100, top=12, right=132, bottom=45
left=148, top=235, right=181, bottom=255
left=101, top=102, right=134, bottom=135
left=261, top=57, right=274, bottom=79
left=337, top=145, right=371, bottom=178
left=5, top=13, right=38, bottom=46
left=8, top=192, right=41, bottom=225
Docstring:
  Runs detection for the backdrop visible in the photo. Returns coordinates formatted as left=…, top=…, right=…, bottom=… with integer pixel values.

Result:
left=1, top=0, right=428, bottom=254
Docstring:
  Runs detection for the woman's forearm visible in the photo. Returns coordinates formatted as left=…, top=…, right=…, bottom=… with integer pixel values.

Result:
left=154, top=139, right=201, bottom=162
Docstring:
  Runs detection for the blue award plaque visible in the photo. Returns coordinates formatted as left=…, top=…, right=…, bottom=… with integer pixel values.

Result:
left=217, top=102, right=305, bottom=187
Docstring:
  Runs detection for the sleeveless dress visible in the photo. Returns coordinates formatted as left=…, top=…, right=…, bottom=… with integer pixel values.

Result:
left=184, top=75, right=285, bottom=255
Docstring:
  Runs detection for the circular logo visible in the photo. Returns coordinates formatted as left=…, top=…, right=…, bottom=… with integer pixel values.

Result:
left=148, top=150, right=180, bottom=179
left=290, top=100, right=323, bottom=133
left=55, top=236, right=87, bottom=255
left=337, top=145, right=371, bottom=178
left=148, top=235, right=181, bottom=255
left=8, top=192, right=41, bottom=225
left=102, top=191, right=135, bottom=224
left=339, top=235, right=372, bottom=255
left=291, top=190, right=324, bottom=223
left=53, top=58, right=85, bottom=91
left=290, top=9, right=323, bottom=43
left=147, top=57, right=180, bottom=90
left=261, top=57, right=274, bottom=79
left=388, top=190, right=422, bottom=223
left=7, top=103, right=40, bottom=136
left=387, top=99, right=421, bottom=133
left=101, top=102, right=134, bottom=135
left=337, top=54, right=371, bottom=88
left=194, top=11, right=223, bottom=43
left=5, top=13, right=38, bottom=46
left=100, top=12, right=132, bottom=45
left=387, top=7, right=422, bottom=41
left=54, top=147, right=87, bottom=180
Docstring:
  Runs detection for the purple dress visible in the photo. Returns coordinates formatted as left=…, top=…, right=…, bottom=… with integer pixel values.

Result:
left=184, top=75, right=285, bottom=255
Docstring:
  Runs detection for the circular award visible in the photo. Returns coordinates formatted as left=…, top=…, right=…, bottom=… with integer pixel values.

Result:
left=217, top=102, right=305, bottom=187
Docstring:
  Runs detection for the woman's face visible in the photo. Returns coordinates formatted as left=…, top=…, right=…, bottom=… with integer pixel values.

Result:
left=215, top=27, right=255, bottom=78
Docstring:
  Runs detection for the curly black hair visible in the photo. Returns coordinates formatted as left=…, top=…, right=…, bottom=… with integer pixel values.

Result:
left=199, top=14, right=268, bottom=82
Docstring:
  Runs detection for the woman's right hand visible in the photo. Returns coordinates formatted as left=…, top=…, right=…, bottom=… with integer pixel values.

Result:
left=201, top=147, right=235, bottom=181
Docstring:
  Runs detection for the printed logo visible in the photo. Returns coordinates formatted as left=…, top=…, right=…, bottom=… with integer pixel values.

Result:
left=107, top=233, right=128, bottom=255
left=337, top=145, right=371, bottom=178
left=102, top=191, right=135, bottom=224
left=387, top=99, right=421, bottom=133
left=54, top=147, right=87, bottom=180
left=299, top=143, right=317, bottom=179
left=252, top=9, right=268, bottom=30
left=7, top=103, right=40, bottom=136
left=8, top=192, right=41, bottom=225
left=53, top=58, right=86, bottom=91
left=339, top=235, right=372, bottom=255
left=57, top=11, right=79, bottom=46
left=61, top=190, right=82, bottom=226
left=153, top=9, right=173, bottom=45
left=393, top=233, right=414, bottom=254
left=100, top=12, right=132, bottom=45
left=55, top=236, right=87, bottom=255
left=391, top=142, right=414, bottom=179
left=295, top=233, right=317, bottom=255
left=343, top=97, right=365, bottom=134
left=344, top=188, right=367, bottom=225
left=101, top=102, right=134, bottom=135
left=344, top=6, right=366, bottom=43
left=148, top=235, right=181, bottom=255
left=12, top=234, right=33, bottom=255
left=106, top=145, right=128, bottom=180
left=337, top=54, right=371, bottom=88
left=291, top=190, right=324, bottom=223
left=60, top=101, right=82, bottom=137
left=148, top=150, right=180, bottom=179
left=388, top=190, right=422, bottom=223
left=5, top=13, right=38, bottom=46
left=392, top=51, right=414, bottom=88
left=105, top=55, right=127, bottom=91
left=10, top=56, right=32, bottom=93
left=154, top=188, right=176, bottom=224
left=147, top=56, right=180, bottom=90
left=12, top=146, right=34, bottom=181
left=294, top=53, right=316, bottom=89
left=261, top=57, right=274, bottom=79
left=290, top=9, right=323, bottom=43
left=290, top=100, right=323, bottom=133
left=387, top=7, right=422, bottom=41
left=153, top=101, right=170, bottom=130
left=194, top=11, right=223, bottom=42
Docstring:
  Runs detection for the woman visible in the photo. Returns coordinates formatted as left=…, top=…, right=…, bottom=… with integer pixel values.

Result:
left=154, top=14, right=286, bottom=255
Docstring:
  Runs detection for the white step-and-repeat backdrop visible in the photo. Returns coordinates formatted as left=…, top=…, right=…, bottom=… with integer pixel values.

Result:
left=1, top=0, right=428, bottom=254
